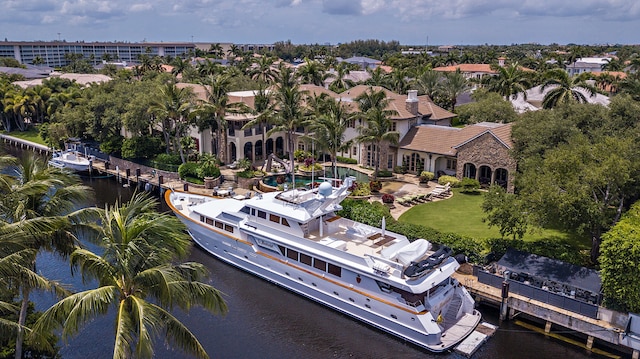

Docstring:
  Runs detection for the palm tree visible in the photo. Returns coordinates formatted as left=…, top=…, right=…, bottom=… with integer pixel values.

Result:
left=0, top=154, right=94, bottom=358
left=439, top=70, right=470, bottom=111
left=328, top=62, right=356, bottom=93
left=485, top=62, right=532, bottom=100
left=297, top=58, right=328, bottom=86
left=355, top=88, right=399, bottom=180
left=386, top=68, right=411, bottom=94
left=193, top=74, right=251, bottom=163
left=149, top=83, right=195, bottom=162
left=619, top=73, right=640, bottom=101
left=415, top=69, right=442, bottom=99
left=31, top=193, right=227, bottom=359
left=269, top=66, right=309, bottom=173
left=540, top=69, right=597, bottom=109
left=249, top=55, right=277, bottom=85
left=364, top=67, right=389, bottom=87
left=306, top=96, right=353, bottom=179
left=241, top=84, right=275, bottom=161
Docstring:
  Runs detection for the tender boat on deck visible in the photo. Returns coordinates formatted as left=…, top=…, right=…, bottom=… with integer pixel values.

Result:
left=165, top=177, right=481, bottom=352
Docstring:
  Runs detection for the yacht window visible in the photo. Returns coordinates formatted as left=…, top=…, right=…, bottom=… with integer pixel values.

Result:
left=251, top=209, right=256, bottom=216
left=224, top=224, right=234, bottom=233
left=215, top=221, right=224, bottom=229
left=328, top=263, right=342, bottom=277
left=258, top=210, right=266, bottom=219
left=300, top=253, right=312, bottom=266
left=281, top=218, right=290, bottom=227
left=270, top=214, right=280, bottom=223
left=240, top=206, right=250, bottom=214
left=314, top=258, right=327, bottom=271
left=278, top=245, right=285, bottom=255
left=200, top=215, right=205, bottom=222
left=206, top=218, right=214, bottom=225
left=287, top=248, right=299, bottom=261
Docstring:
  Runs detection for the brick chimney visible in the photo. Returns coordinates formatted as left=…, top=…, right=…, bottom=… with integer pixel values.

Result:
left=405, top=90, right=418, bottom=115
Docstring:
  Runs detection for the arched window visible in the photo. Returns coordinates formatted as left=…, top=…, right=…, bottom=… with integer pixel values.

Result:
left=255, top=140, right=263, bottom=160
left=463, top=163, right=476, bottom=179
left=244, top=142, right=253, bottom=161
left=479, top=166, right=492, bottom=185
left=495, top=168, right=508, bottom=188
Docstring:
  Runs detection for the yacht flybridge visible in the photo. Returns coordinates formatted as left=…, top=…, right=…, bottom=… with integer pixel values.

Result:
left=165, top=177, right=481, bottom=352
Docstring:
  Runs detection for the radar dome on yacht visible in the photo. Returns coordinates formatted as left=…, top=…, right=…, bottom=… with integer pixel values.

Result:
left=318, top=181, right=332, bottom=197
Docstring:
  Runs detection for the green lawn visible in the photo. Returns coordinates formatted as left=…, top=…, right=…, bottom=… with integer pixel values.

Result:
left=398, top=188, right=589, bottom=250
left=3, top=128, right=47, bottom=146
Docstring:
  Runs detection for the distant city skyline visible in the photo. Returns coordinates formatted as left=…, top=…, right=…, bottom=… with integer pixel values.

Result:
left=2, top=0, right=639, bottom=46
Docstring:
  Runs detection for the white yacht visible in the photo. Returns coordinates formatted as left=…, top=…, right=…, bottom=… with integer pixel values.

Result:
left=48, top=149, right=92, bottom=172
left=165, top=177, right=481, bottom=352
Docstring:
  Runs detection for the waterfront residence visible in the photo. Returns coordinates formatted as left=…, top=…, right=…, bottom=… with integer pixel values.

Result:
left=177, top=82, right=516, bottom=191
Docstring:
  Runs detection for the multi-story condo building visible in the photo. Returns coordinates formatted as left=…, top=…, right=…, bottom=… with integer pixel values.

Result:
left=0, top=41, right=196, bottom=67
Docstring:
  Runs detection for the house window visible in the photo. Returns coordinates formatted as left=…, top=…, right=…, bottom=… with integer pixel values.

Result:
left=391, top=121, right=397, bottom=132
left=298, top=142, right=305, bottom=151
left=387, top=154, right=394, bottom=169
left=352, top=146, right=357, bottom=156
left=446, top=159, right=457, bottom=170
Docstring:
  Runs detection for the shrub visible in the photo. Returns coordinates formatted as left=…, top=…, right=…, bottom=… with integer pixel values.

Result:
left=237, top=169, right=264, bottom=178
left=294, top=150, right=311, bottom=162
left=337, top=156, right=357, bottom=164
left=154, top=153, right=182, bottom=166
left=393, top=166, right=407, bottom=174
left=197, top=153, right=220, bottom=178
left=376, top=170, right=393, bottom=178
left=438, top=175, right=460, bottom=187
left=121, top=135, right=163, bottom=159
left=460, top=178, right=480, bottom=193
left=369, top=180, right=382, bottom=192
left=178, top=162, right=200, bottom=180
left=349, top=182, right=371, bottom=196
left=419, top=171, right=434, bottom=183
left=381, top=194, right=395, bottom=203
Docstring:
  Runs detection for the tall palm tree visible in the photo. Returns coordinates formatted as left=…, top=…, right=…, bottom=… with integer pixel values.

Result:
left=0, top=154, right=94, bottom=358
left=355, top=88, right=399, bottom=180
left=31, top=193, right=227, bottom=359
left=439, top=70, right=470, bottom=111
left=306, top=96, right=354, bottom=179
left=249, top=55, right=277, bottom=85
left=540, top=69, right=597, bottom=109
left=364, top=67, right=389, bottom=87
left=269, top=66, right=309, bottom=173
left=485, top=62, right=532, bottom=100
left=193, top=73, right=251, bottom=163
left=149, top=83, right=195, bottom=163
left=241, top=84, right=275, bottom=161
left=297, top=58, right=328, bottom=86
left=328, top=62, right=355, bottom=93
left=415, top=69, right=442, bottom=99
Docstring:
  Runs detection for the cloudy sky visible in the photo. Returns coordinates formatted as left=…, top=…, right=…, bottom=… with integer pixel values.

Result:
left=2, top=0, right=639, bottom=45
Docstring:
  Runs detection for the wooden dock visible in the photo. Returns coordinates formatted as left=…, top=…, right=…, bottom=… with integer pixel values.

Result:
left=454, top=271, right=636, bottom=358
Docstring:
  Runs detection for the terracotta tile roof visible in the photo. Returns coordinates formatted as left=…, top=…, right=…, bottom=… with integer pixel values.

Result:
left=433, top=64, right=496, bottom=74
left=398, top=122, right=512, bottom=155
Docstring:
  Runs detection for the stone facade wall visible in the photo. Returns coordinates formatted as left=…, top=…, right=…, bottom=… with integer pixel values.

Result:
left=360, top=142, right=393, bottom=171
left=455, top=133, right=516, bottom=193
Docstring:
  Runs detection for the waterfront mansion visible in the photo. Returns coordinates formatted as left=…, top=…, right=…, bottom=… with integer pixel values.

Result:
left=180, top=83, right=515, bottom=193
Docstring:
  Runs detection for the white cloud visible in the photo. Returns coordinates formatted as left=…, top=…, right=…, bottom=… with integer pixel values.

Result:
left=130, top=3, right=152, bottom=12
